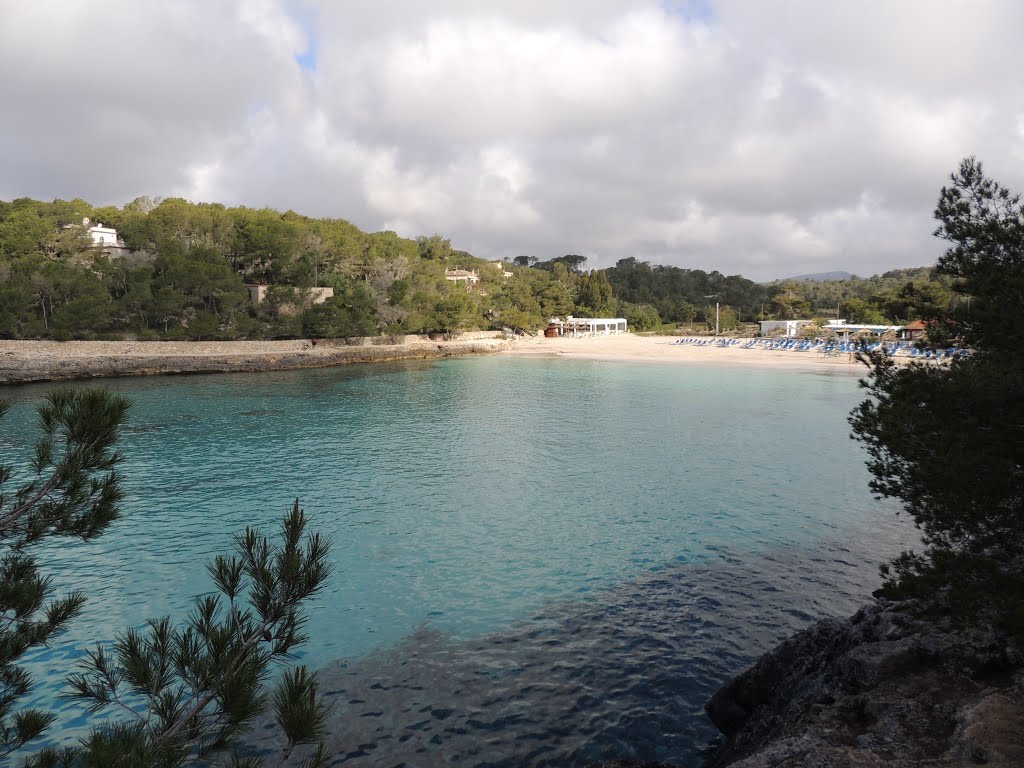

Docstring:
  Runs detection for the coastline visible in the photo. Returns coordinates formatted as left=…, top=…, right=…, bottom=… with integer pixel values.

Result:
left=0, top=333, right=875, bottom=385
left=0, top=334, right=868, bottom=385
left=0, top=335, right=511, bottom=385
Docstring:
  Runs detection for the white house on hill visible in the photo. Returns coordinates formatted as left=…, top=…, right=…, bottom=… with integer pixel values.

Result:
left=80, top=217, right=128, bottom=256
left=444, top=268, right=480, bottom=285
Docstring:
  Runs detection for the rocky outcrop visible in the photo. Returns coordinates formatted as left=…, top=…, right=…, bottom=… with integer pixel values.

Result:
left=705, top=600, right=1024, bottom=767
left=0, top=337, right=512, bottom=384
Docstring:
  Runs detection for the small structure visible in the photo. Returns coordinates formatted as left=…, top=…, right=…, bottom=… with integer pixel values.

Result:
left=901, top=319, right=928, bottom=341
left=822, top=319, right=902, bottom=338
left=758, top=319, right=815, bottom=338
left=87, top=223, right=122, bottom=248
left=444, top=268, right=479, bottom=285
left=80, top=217, right=129, bottom=256
left=547, top=316, right=628, bottom=337
left=492, top=261, right=514, bottom=279
left=246, top=285, right=334, bottom=306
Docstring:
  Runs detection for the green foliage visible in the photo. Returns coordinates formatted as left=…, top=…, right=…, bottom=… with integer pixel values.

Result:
left=703, top=304, right=739, bottom=332
left=0, top=195, right=952, bottom=343
left=0, top=389, right=130, bottom=761
left=301, top=284, right=376, bottom=339
left=1, top=391, right=334, bottom=766
left=428, top=290, right=477, bottom=339
left=850, top=158, right=1024, bottom=629
left=840, top=296, right=888, bottom=324
left=606, top=257, right=765, bottom=324
left=574, top=271, right=615, bottom=316
left=932, top=157, right=1024, bottom=352
left=620, top=302, right=661, bottom=331
left=766, top=282, right=813, bottom=319
left=763, top=268, right=953, bottom=325
left=48, top=501, right=332, bottom=767
left=416, top=234, right=452, bottom=261
left=534, top=254, right=587, bottom=273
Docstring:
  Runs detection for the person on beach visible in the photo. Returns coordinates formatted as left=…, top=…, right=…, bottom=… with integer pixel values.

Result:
left=311, top=338, right=318, bottom=349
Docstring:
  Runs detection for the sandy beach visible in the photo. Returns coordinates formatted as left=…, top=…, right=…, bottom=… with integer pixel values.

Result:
left=504, top=334, right=867, bottom=373
left=0, top=333, right=873, bottom=385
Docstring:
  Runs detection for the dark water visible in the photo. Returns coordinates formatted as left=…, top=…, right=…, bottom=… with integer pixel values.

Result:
left=0, top=356, right=917, bottom=763
left=249, top=534, right=915, bottom=767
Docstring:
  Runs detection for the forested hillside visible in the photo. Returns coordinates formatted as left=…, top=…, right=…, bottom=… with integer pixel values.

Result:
left=0, top=197, right=957, bottom=340
left=606, top=258, right=957, bottom=330
left=0, top=197, right=597, bottom=339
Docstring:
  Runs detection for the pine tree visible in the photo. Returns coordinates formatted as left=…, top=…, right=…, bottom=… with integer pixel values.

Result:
left=1, top=389, right=333, bottom=766
left=850, top=158, right=1024, bottom=627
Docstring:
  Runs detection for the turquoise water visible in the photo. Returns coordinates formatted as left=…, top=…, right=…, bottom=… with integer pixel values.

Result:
left=0, top=357, right=916, bottom=764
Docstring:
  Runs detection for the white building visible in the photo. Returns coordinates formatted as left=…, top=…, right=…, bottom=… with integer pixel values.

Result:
left=822, top=320, right=902, bottom=337
left=78, top=217, right=128, bottom=253
left=444, top=268, right=480, bottom=285
left=548, top=316, right=628, bottom=336
left=492, top=261, right=514, bottom=279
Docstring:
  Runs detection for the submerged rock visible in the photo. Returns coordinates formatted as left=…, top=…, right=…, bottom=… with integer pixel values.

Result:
left=704, top=600, right=1024, bottom=767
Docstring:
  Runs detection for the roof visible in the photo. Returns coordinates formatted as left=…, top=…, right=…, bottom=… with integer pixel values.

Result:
left=551, top=317, right=628, bottom=324
left=823, top=323, right=902, bottom=332
left=903, top=319, right=928, bottom=330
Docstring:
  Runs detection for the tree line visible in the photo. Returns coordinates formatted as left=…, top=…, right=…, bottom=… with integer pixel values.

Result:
left=604, top=258, right=957, bottom=331
left=1, top=196, right=954, bottom=340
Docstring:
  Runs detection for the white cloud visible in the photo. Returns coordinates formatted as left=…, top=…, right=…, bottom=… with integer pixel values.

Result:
left=1, top=0, right=1021, bottom=279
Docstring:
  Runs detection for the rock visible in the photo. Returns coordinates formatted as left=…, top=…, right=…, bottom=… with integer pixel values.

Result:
left=947, top=691, right=1024, bottom=767
left=705, top=600, right=1023, bottom=768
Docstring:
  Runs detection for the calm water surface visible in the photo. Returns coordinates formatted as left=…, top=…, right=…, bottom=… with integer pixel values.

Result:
left=0, top=356, right=917, bottom=765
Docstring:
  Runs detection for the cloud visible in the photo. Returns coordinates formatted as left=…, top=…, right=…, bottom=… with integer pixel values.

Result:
left=1, top=0, right=1020, bottom=279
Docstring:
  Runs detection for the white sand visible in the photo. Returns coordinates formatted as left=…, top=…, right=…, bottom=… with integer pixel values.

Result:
left=503, top=334, right=867, bottom=374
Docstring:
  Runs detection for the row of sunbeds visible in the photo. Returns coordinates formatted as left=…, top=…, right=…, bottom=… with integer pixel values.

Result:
left=670, top=337, right=966, bottom=358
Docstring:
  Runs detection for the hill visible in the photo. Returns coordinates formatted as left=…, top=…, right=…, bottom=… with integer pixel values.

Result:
left=784, top=270, right=854, bottom=282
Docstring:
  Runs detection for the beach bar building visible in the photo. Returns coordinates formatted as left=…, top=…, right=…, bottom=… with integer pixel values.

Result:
left=547, top=316, right=628, bottom=337
left=823, top=320, right=902, bottom=337
left=901, top=319, right=928, bottom=341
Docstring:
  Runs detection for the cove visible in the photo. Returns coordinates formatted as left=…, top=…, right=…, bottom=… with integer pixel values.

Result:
left=0, top=356, right=917, bottom=762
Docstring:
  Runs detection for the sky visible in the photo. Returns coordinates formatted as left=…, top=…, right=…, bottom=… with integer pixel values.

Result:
left=1, top=1, right=1022, bottom=280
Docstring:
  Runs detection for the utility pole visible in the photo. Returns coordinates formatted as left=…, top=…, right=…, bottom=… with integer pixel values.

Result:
left=716, top=302, right=720, bottom=336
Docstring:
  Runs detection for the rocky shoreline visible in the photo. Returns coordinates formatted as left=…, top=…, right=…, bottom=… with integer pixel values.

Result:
left=702, top=599, right=1024, bottom=767
left=0, top=335, right=512, bottom=385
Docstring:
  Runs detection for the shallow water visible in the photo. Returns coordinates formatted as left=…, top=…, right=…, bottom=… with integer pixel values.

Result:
left=0, top=357, right=916, bottom=763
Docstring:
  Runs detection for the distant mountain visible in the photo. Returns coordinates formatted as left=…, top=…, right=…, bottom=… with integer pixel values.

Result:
left=785, top=270, right=854, bottom=282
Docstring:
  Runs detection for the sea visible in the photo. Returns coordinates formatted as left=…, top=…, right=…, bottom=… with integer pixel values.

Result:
left=0, top=355, right=918, bottom=766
